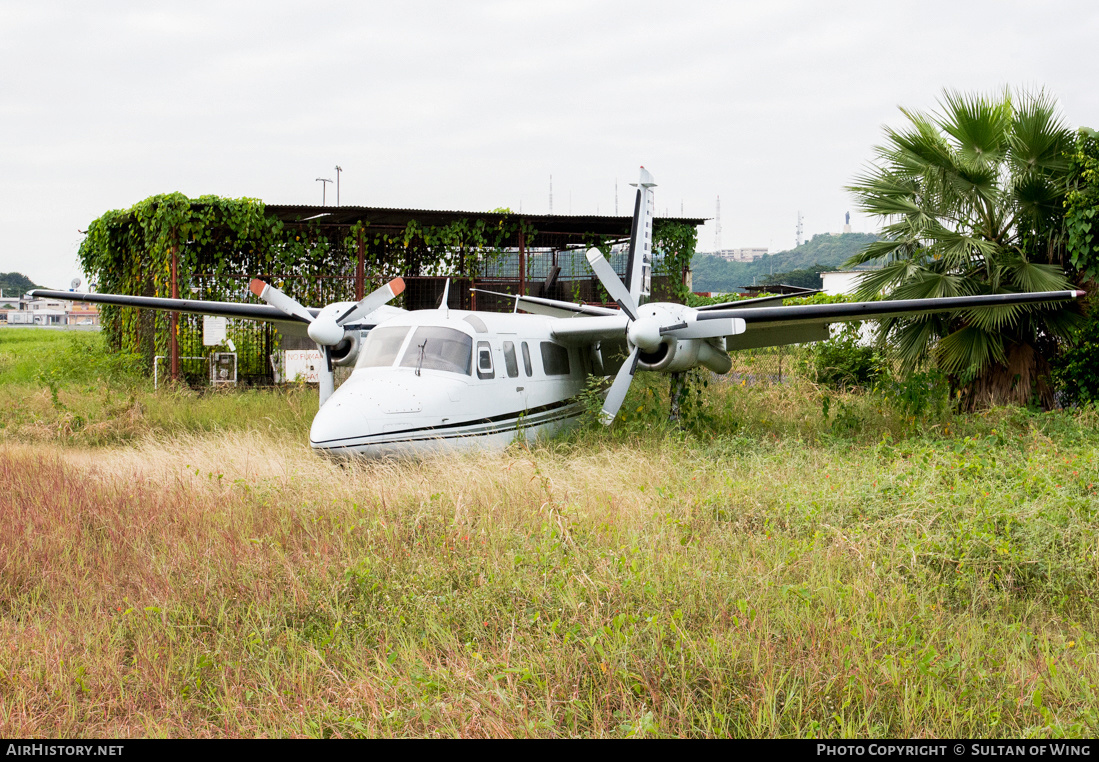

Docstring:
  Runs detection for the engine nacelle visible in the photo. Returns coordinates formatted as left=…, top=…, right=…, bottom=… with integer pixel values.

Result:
left=328, top=329, right=365, bottom=367
left=636, top=337, right=732, bottom=374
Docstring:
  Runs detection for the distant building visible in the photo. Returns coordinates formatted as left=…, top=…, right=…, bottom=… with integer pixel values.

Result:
left=65, top=300, right=100, bottom=326
left=821, top=271, right=865, bottom=296
left=4, top=296, right=99, bottom=326
left=706, top=247, right=768, bottom=262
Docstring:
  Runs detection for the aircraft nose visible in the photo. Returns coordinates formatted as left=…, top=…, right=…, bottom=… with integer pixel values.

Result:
left=309, top=388, right=374, bottom=451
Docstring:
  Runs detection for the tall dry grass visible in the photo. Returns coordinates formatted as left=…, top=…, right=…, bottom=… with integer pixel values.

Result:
left=2, top=412, right=1098, bottom=737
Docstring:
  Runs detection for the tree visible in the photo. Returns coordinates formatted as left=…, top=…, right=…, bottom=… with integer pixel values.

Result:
left=847, top=88, right=1080, bottom=409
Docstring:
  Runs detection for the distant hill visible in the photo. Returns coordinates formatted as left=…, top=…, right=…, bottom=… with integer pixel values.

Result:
left=691, top=232, right=879, bottom=293
left=0, top=272, right=44, bottom=300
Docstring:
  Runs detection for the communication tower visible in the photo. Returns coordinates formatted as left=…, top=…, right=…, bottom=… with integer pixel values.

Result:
left=796, top=211, right=804, bottom=248
left=714, top=195, right=722, bottom=252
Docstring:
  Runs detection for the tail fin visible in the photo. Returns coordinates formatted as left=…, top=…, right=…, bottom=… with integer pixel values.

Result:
left=624, top=166, right=656, bottom=305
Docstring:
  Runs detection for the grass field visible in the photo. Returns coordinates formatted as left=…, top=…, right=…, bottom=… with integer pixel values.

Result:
left=1, top=328, right=1098, bottom=737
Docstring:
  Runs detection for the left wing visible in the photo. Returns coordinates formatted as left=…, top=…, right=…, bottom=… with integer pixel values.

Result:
left=29, top=289, right=313, bottom=324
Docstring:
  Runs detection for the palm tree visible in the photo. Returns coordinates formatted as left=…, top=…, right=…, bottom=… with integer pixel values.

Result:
left=847, top=88, right=1079, bottom=409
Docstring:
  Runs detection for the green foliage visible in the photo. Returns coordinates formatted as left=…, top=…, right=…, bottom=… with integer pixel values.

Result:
left=800, top=324, right=887, bottom=391
left=846, top=88, right=1079, bottom=408
left=0, top=271, right=44, bottom=295
left=690, top=233, right=878, bottom=293
left=875, top=368, right=956, bottom=426
left=651, top=220, right=697, bottom=302
left=1053, top=300, right=1099, bottom=406
left=1066, top=128, right=1099, bottom=278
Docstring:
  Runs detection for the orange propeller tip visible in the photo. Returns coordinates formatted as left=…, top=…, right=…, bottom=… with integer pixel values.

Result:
left=249, top=279, right=268, bottom=297
left=390, top=277, right=406, bottom=296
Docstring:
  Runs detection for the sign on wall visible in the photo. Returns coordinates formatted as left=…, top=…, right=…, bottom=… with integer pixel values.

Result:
left=284, top=349, right=323, bottom=384
left=203, top=315, right=227, bottom=346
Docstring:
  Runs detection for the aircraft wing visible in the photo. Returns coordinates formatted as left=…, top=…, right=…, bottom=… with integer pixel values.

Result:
left=547, top=289, right=1083, bottom=350
left=701, top=290, right=1084, bottom=350
left=29, top=289, right=317, bottom=324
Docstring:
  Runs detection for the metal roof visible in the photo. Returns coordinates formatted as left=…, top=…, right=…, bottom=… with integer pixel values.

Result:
left=265, top=204, right=707, bottom=244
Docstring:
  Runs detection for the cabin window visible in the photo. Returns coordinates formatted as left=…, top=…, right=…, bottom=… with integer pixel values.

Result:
left=476, top=341, right=494, bottom=379
left=502, top=341, right=519, bottom=378
left=398, top=326, right=473, bottom=375
left=540, top=341, right=570, bottom=376
left=356, top=326, right=409, bottom=369
left=521, top=342, right=532, bottom=376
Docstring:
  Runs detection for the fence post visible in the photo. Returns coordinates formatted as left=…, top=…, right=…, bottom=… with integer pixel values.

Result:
left=355, top=226, right=365, bottom=301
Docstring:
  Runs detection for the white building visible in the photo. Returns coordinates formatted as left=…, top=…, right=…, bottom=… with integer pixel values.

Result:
left=4, top=297, right=97, bottom=326
left=821, top=270, right=866, bottom=296
left=707, top=247, right=768, bottom=263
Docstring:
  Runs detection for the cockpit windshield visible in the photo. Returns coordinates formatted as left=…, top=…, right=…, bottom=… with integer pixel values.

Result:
left=356, top=326, right=410, bottom=369
left=398, top=326, right=473, bottom=376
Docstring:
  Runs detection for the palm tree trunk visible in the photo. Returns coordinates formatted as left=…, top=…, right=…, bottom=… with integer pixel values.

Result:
left=961, top=343, right=1054, bottom=410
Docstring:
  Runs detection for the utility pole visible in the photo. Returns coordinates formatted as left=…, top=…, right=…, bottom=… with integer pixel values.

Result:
left=334, top=165, right=343, bottom=206
left=316, top=177, right=333, bottom=205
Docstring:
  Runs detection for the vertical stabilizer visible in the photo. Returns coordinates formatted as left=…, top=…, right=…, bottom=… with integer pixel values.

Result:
left=624, top=167, right=656, bottom=305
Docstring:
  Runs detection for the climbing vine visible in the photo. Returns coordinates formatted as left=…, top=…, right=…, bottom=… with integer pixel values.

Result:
left=652, top=219, right=698, bottom=302
left=79, top=195, right=544, bottom=374
left=1067, top=127, right=1099, bottom=279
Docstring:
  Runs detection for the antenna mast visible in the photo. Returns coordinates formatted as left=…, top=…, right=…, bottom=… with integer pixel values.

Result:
left=714, top=195, right=722, bottom=251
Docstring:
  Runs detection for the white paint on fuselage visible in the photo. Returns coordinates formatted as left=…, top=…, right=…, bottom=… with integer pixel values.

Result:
left=309, top=308, right=591, bottom=458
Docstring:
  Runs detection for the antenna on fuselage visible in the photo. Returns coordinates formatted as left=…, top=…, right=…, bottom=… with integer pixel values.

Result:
left=438, top=278, right=451, bottom=317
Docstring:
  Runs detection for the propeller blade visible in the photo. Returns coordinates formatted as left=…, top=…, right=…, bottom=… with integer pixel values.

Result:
left=662, top=316, right=746, bottom=340
left=600, top=345, right=640, bottom=426
left=336, top=277, right=406, bottom=326
left=586, top=248, right=638, bottom=320
left=250, top=279, right=314, bottom=323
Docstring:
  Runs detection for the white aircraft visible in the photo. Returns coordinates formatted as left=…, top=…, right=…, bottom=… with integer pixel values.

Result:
left=34, top=168, right=1083, bottom=458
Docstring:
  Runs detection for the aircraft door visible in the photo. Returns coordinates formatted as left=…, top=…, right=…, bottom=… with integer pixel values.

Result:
left=502, top=340, right=528, bottom=410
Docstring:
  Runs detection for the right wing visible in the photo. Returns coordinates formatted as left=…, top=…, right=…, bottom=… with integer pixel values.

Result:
left=699, top=290, right=1084, bottom=350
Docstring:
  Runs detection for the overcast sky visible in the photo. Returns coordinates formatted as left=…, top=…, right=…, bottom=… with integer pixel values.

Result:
left=2, top=0, right=1096, bottom=290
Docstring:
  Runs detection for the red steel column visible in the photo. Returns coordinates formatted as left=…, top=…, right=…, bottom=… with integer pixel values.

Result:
left=169, top=240, right=179, bottom=382
left=518, top=228, right=526, bottom=297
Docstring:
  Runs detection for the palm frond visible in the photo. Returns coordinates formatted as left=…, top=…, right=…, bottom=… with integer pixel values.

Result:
left=961, top=303, right=1026, bottom=332
left=887, top=317, right=943, bottom=373
left=1001, top=255, right=1072, bottom=292
left=1008, top=90, right=1072, bottom=177
left=936, top=326, right=1005, bottom=376
left=937, top=89, right=1011, bottom=171
left=889, top=269, right=967, bottom=300
left=852, top=260, right=921, bottom=299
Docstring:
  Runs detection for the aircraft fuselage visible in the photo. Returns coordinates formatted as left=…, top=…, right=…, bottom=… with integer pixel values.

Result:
left=309, top=308, right=595, bottom=458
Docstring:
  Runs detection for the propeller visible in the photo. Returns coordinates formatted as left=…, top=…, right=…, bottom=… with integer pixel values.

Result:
left=249, top=277, right=405, bottom=406
left=586, top=247, right=737, bottom=425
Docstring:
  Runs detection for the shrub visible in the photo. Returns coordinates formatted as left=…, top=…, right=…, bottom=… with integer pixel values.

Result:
left=800, top=324, right=886, bottom=391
